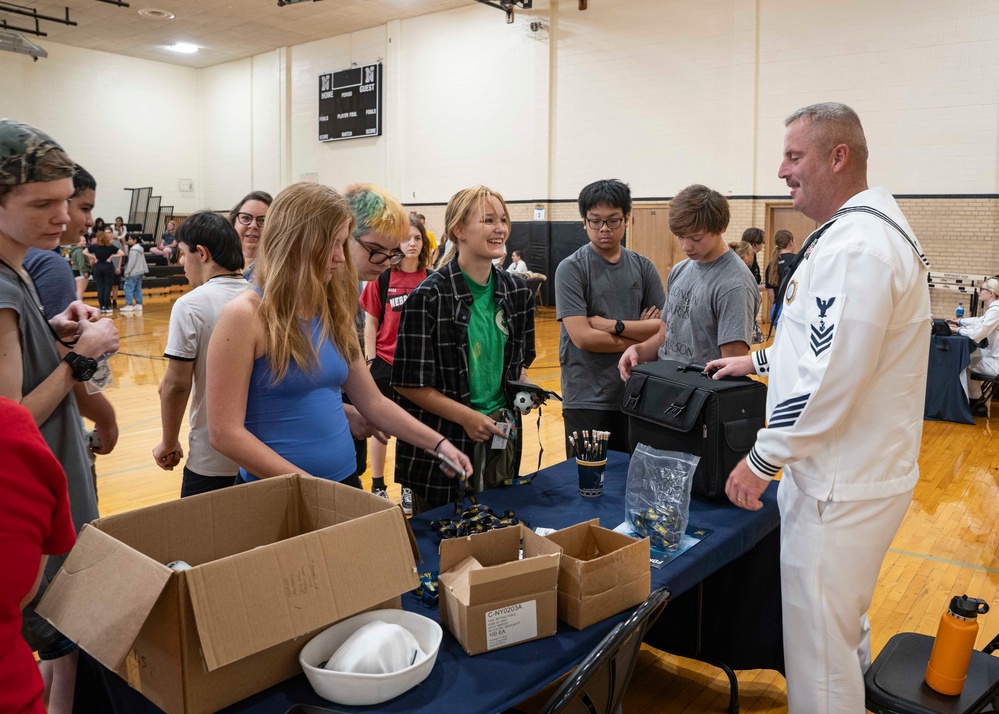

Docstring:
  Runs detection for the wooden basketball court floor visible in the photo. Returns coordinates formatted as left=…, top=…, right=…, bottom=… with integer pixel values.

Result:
left=91, top=294, right=998, bottom=713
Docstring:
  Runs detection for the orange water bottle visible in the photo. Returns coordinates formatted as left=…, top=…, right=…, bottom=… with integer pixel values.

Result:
left=925, top=594, right=990, bottom=695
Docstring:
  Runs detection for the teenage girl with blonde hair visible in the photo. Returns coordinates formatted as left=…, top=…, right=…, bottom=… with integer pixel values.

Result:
left=206, top=182, right=471, bottom=486
left=392, top=185, right=536, bottom=513
left=950, top=276, right=999, bottom=407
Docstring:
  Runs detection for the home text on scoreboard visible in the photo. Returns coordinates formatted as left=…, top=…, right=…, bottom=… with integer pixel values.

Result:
left=318, top=63, right=382, bottom=143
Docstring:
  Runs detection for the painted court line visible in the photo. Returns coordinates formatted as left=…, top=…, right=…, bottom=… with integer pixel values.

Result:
left=888, top=547, right=999, bottom=575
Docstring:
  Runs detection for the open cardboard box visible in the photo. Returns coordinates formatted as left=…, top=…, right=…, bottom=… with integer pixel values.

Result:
left=438, top=525, right=561, bottom=656
left=38, top=474, right=421, bottom=714
left=545, top=519, right=650, bottom=630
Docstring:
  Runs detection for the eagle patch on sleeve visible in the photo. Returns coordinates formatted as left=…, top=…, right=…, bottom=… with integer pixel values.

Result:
left=808, top=293, right=843, bottom=358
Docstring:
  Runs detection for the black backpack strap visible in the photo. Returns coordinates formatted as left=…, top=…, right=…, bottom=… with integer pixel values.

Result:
left=377, top=268, right=392, bottom=320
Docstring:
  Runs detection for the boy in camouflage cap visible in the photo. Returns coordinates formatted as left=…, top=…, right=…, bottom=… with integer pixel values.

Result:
left=0, top=118, right=75, bottom=189
left=0, top=118, right=120, bottom=713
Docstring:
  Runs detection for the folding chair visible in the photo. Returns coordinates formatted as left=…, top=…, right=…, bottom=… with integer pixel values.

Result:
left=538, top=587, right=670, bottom=714
left=865, top=631, right=999, bottom=714
left=969, top=370, right=997, bottom=418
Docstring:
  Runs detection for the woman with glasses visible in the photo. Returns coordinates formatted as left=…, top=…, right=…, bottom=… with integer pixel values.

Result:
left=206, top=182, right=472, bottom=488
left=343, top=183, right=408, bottom=282
left=392, top=185, right=537, bottom=514
left=359, top=215, right=434, bottom=513
left=228, top=190, right=273, bottom=282
left=949, top=276, right=999, bottom=409
left=341, top=183, right=411, bottom=490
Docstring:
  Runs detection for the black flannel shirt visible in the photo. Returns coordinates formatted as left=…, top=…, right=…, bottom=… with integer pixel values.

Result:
left=391, top=259, right=536, bottom=507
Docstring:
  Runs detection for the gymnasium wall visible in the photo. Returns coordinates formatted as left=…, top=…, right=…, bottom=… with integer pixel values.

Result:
left=0, top=42, right=201, bottom=222
left=1, top=0, right=997, bottom=305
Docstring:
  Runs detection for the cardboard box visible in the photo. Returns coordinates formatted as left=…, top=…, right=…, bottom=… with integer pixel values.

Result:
left=38, top=474, right=420, bottom=714
left=545, top=519, right=650, bottom=630
left=438, top=525, right=561, bottom=655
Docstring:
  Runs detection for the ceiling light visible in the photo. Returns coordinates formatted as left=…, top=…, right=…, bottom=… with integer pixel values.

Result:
left=167, top=42, right=198, bottom=53
left=0, top=29, right=48, bottom=60
left=139, top=9, right=175, bottom=19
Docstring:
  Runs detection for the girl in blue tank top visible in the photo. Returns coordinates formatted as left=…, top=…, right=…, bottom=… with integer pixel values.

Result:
left=205, top=182, right=472, bottom=487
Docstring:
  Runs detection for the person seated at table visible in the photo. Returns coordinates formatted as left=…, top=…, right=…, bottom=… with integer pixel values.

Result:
left=949, top=276, right=999, bottom=409
left=392, top=185, right=536, bottom=514
left=150, top=219, right=177, bottom=263
left=507, top=249, right=528, bottom=273
left=206, top=182, right=471, bottom=488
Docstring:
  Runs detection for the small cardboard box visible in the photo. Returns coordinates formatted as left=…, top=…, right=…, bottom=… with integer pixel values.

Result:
left=38, top=474, right=420, bottom=714
left=545, top=519, right=650, bottom=630
left=438, top=525, right=561, bottom=655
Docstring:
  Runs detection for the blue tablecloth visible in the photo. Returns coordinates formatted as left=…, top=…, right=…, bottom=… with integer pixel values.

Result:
left=76, top=453, right=781, bottom=714
left=925, top=335, right=975, bottom=424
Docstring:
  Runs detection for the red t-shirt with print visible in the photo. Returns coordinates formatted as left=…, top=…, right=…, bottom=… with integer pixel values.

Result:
left=0, top=397, right=76, bottom=714
left=359, top=269, right=428, bottom=364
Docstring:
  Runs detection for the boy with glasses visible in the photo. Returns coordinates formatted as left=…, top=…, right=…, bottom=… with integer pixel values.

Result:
left=555, top=179, right=665, bottom=456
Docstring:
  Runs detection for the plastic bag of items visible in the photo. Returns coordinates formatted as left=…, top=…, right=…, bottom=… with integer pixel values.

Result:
left=625, top=444, right=699, bottom=551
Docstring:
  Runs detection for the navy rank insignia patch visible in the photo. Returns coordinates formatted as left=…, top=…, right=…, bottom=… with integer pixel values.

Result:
left=810, top=296, right=838, bottom=356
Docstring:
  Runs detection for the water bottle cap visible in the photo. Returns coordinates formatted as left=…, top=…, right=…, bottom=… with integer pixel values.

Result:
left=950, top=594, right=989, bottom=618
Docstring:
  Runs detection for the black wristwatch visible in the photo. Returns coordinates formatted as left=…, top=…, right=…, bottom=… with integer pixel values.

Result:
left=63, top=351, right=99, bottom=382
left=614, top=319, right=625, bottom=336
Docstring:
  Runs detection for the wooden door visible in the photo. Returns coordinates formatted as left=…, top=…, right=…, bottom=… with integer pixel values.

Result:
left=629, top=204, right=680, bottom=287
left=767, top=204, right=818, bottom=249
left=762, top=203, right=818, bottom=321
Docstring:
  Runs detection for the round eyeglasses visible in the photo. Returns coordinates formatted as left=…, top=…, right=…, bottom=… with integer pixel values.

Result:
left=355, top=237, right=405, bottom=265
left=235, top=212, right=266, bottom=228
left=585, top=217, right=625, bottom=230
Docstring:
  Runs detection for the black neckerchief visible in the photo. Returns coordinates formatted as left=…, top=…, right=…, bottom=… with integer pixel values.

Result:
left=768, top=219, right=837, bottom=338
left=768, top=203, right=929, bottom=338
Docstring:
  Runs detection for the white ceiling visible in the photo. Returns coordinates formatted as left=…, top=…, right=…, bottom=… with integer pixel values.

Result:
left=2, top=0, right=484, bottom=68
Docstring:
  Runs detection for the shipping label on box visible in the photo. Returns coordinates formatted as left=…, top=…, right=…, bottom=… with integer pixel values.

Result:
left=485, top=600, right=538, bottom=650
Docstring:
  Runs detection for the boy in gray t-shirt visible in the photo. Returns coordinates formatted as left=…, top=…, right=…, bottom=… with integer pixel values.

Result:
left=619, top=184, right=759, bottom=378
left=556, top=179, right=666, bottom=456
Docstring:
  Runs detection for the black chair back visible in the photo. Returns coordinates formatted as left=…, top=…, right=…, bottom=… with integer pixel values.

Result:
left=539, top=587, right=670, bottom=714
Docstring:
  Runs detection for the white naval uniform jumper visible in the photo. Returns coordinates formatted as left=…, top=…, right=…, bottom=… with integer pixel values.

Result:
left=746, top=187, right=931, bottom=713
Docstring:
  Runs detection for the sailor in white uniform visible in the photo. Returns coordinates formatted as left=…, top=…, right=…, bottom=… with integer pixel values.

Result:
left=706, top=102, right=931, bottom=714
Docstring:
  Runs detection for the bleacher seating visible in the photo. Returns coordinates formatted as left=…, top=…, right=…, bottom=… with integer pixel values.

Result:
left=84, top=257, right=188, bottom=296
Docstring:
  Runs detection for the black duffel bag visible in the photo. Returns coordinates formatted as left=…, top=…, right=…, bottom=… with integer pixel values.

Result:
left=622, top=359, right=768, bottom=499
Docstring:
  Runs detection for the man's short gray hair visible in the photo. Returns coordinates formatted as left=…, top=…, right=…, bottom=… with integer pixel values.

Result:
left=785, top=102, right=869, bottom=164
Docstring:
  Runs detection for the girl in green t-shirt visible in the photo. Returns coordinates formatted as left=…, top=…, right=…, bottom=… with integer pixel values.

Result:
left=393, top=186, right=537, bottom=511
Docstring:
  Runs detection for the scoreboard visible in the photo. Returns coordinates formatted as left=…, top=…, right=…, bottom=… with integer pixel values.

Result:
left=318, top=63, right=382, bottom=142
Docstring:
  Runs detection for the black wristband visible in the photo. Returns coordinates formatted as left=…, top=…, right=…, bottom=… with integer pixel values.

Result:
left=434, top=436, right=446, bottom=453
